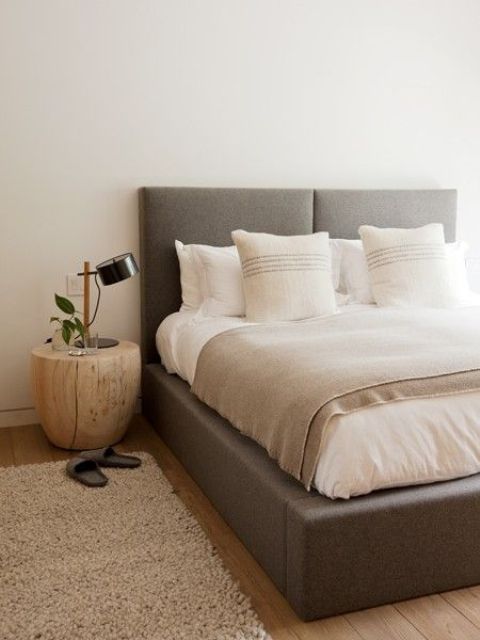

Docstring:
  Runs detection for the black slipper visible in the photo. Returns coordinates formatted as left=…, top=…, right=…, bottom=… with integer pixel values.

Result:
left=80, top=446, right=141, bottom=469
left=66, top=457, right=108, bottom=487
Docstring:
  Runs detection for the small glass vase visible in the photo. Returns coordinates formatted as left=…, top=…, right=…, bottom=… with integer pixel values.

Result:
left=51, top=328, right=71, bottom=351
left=82, top=332, right=99, bottom=355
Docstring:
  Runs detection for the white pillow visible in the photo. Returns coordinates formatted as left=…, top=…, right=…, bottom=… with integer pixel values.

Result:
left=330, top=239, right=374, bottom=304
left=176, top=238, right=342, bottom=317
left=358, top=224, right=457, bottom=307
left=333, top=237, right=471, bottom=306
left=329, top=240, right=342, bottom=291
left=175, top=240, right=203, bottom=310
left=192, top=244, right=245, bottom=317
left=232, top=230, right=336, bottom=322
left=448, top=241, right=473, bottom=304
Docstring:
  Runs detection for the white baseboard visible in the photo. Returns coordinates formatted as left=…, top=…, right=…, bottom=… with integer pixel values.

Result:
left=0, top=408, right=38, bottom=428
left=0, top=400, right=142, bottom=429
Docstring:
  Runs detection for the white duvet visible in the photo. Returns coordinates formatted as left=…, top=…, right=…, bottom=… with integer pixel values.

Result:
left=156, top=306, right=480, bottom=499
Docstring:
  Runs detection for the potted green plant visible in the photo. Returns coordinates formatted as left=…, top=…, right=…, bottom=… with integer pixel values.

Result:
left=50, top=294, right=85, bottom=350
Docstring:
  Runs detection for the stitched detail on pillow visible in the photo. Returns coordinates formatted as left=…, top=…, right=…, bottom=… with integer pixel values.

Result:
left=366, top=244, right=447, bottom=270
left=241, top=253, right=330, bottom=278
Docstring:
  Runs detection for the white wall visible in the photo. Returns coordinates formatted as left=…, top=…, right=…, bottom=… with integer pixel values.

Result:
left=2, top=0, right=480, bottom=422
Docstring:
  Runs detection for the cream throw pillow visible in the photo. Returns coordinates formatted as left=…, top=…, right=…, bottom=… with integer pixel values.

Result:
left=358, top=223, right=457, bottom=307
left=192, top=244, right=245, bottom=317
left=232, top=230, right=336, bottom=322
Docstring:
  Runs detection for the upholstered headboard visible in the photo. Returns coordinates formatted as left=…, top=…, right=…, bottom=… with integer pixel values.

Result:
left=139, top=187, right=457, bottom=364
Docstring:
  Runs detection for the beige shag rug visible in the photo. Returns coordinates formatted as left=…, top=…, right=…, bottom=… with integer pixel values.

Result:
left=0, top=453, right=268, bottom=640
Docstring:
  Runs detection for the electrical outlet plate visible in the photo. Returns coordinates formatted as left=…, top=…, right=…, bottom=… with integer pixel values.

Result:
left=66, top=273, right=84, bottom=296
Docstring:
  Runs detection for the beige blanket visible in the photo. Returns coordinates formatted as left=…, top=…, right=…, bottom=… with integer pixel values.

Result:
left=191, top=307, right=480, bottom=489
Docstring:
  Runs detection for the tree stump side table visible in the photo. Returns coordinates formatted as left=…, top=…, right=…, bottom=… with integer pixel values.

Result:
left=31, top=341, right=141, bottom=450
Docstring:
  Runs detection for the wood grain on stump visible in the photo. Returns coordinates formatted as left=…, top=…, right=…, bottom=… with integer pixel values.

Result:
left=31, top=341, right=141, bottom=450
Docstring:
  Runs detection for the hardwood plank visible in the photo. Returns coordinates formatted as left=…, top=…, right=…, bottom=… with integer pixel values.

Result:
left=47, top=442, right=72, bottom=462
left=10, top=423, right=56, bottom=465
left=347, top=604, right=427, bottom=640
left=0, top=427, right=15, bottom=466
left=395, top=594, right=480, bottom=640
left=116, top=416, right=145, bottom=452
left=296, top=616, right=363, bottom=640
left=442, top=587, right=480, bottom=630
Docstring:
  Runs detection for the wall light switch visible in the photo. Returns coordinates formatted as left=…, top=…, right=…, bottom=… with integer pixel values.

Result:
left=66, top=273, right=84, bottom=296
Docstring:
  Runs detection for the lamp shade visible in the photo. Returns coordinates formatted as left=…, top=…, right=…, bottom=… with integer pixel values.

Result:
left=96, top=253, right=139, bottom=286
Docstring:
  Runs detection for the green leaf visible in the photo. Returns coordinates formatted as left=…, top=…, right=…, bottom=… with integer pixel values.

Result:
left=49, top=316, right=60, bottom=323
left=55, top=293, right=75, bottom=315
left=74, top=317, right=85, bottom=339
left=61, top=324, right=71, bottom=345
left=63, top=319, right=76, bottom=332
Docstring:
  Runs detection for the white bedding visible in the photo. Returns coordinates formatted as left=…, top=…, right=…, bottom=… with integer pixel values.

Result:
left=156, top=307, right=480, bottom=499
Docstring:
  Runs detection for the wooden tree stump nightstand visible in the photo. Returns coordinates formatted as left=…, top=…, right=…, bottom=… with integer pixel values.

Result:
left=31, top=341, right=141, bottom=450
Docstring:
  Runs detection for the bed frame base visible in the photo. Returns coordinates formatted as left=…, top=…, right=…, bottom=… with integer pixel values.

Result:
left=144, top=364, right=480, bottom=621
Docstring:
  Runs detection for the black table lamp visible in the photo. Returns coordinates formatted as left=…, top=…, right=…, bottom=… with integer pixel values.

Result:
left=78, top=253, right=139, bottom=348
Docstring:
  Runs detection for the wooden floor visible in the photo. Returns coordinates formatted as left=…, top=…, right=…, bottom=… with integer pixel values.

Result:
left=3, top=418, right=480, bottom=639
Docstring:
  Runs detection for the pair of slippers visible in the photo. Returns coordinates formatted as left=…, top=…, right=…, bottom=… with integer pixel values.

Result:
left=66, top=447, right=141, bottom=487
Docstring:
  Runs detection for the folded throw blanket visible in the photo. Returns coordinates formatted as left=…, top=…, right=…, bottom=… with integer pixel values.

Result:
left=192, top=307, right=480, bottom=489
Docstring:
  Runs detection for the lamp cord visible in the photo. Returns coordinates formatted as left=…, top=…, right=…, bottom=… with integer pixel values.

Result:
left=88, top=273, right=101, bottom=328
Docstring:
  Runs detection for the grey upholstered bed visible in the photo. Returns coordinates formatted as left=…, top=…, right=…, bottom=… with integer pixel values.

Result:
left=140, top=187, right=480, bottom=621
